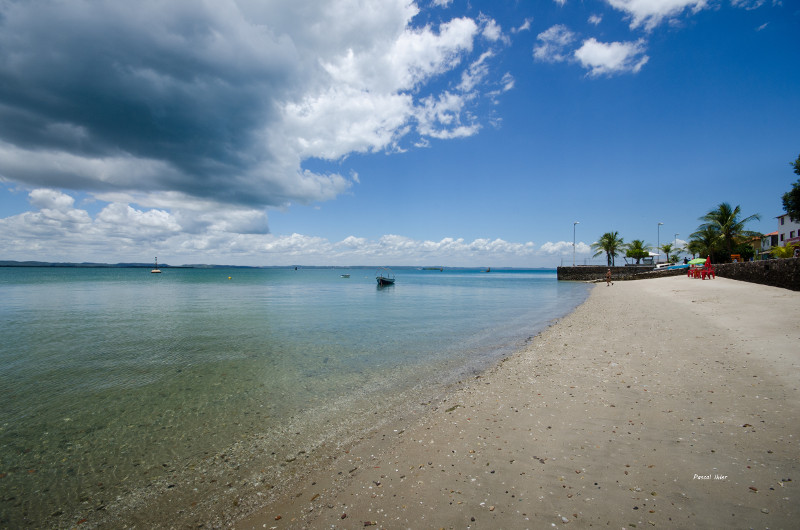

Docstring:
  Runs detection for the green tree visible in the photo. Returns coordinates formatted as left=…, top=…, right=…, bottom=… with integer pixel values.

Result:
left=660, top=243, right=674, bottom=262
left=733, top=242, right=756, bottom=261
left=697, top=203, right=761, bottom=261
left=771, top=244, right=798, bottom=258
left=688, top=225, right=721, bottom=259
left=624, top=239, right=651, bottom=264
left=685, top=239, right=705, bottom=258
left=782, top=153, right=800, bottom=222
left=591, top=231, right=624, bottom=267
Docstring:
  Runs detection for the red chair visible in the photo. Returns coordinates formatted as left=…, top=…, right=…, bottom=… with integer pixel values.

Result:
left=701, top=264, right=715, bottom=280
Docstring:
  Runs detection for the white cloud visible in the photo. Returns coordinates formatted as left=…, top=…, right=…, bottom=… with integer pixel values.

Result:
left=458, top=50, right=495, bottom=92
left=512, top=18, right=532, bottom=33
left=500, top=72, right=515, bottom=92
left=731, top=0, right=766, bottom=9
left=535, top=26, right=649, bottom=78
left=96, top=204, right=179, bottom=233
left=533, top=25, right=577, bottom=63
left=574, top=38, right=650, bottom=76
left=0, top=189, right=271, bottom=258
left=588, top=14, right=603, bottom=25
left=0, top=189, right=566, bottom=266
left=338, top=236, right=368, bottom=248
left=415, top=92, right=481, bottom=139
left=605, top=0, right=709, bottom=30
left=539, top=241, right=592, bottom=254
left=29, top=189, right=77, bottom=211
left=282, top=87, right=413, bottom=160
left=486, top=72, right=515, bottom=103
left=480, top=17, right=502, bottom=42
left=319, top=16, right=479, bottom=94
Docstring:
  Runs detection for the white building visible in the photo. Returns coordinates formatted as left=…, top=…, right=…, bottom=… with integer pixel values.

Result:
left=761, top=231, right=778, bottom=253
left=777, top=213, right=800, bottom=247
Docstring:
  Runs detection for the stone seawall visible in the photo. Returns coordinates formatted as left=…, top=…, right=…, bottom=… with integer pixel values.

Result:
left=715, top=258, right=800, bottom=291
left=558, top=258, right=800, bottom=291
left=556, top=265, right=684, bottom=282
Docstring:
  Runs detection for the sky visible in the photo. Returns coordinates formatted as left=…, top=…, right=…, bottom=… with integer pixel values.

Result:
left=0, top=0, right=798, bottom=267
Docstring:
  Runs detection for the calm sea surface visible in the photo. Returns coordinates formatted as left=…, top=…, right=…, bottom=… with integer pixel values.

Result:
left=0, top=267, right=589, bottom=527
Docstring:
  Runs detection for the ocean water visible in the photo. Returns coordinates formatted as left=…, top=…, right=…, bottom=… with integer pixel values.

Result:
left=0, top=266, right=590, bottom=527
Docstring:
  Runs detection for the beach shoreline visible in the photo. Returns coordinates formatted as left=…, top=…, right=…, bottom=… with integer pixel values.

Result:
left=237, top=276, right=799, bottom=529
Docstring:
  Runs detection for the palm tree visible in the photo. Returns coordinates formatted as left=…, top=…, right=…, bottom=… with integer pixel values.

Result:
left=688, top=225, right=720, bottom=258
left=685, top=239, right=705, bottom=259
left=660, top=243, right=674, bottom=263
left=697, top=203, right=761, bottom=259
left=624, top=239, right=651, bottom=264
left=591, top=231, right=624, bottom=266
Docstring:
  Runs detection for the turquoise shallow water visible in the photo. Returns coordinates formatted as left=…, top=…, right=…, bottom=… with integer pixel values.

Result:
left=0, top=266, right=589, bottom=526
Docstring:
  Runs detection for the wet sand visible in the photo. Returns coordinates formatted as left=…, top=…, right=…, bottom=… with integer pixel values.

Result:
left=237, top=276, right=799, bottom=529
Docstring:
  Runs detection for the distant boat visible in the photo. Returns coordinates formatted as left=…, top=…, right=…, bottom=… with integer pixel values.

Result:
left=341, top=274, right=350, bottom=278
left=151, top=257, right=161, bottom=274
left=376, top=268, right=395, bottom=286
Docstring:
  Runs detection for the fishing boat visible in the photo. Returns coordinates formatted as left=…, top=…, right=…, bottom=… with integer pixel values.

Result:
left=376, top=268, right=395, bottom=286
left=151, top=257, right=161, bottom=273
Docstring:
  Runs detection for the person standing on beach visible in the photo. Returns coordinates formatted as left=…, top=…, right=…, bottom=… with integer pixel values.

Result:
left=606, top=269, right=613, bottom=286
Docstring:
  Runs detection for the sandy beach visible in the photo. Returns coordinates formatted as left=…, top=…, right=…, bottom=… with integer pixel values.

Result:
left=237, top=275, right=799, bottom=529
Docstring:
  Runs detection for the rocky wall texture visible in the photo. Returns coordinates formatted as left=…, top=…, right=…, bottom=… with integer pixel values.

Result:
left=714, top=258, right=800, bottom=291
left=556, top=265, right=669, bottom=282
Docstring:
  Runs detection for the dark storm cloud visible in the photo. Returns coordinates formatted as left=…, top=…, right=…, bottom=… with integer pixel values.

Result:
left=0, top=0, right=302, bottom=205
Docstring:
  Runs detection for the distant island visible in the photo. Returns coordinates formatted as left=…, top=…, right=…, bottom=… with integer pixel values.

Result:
left=0, top=260, right=277, bottom=269
left=0, top=260, right=553, bottom=271
left=0, top=260, right=192, bottom=268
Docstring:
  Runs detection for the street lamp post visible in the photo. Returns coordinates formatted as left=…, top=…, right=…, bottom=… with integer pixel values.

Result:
left=573, top=221, right=579, bottom=266
left=657, top=222, right=663, bottom=263
left=674, top=233, right=679, bottom=262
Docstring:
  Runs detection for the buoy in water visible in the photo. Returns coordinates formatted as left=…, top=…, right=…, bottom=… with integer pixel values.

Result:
left=228, top=276, right=232, bottom=280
